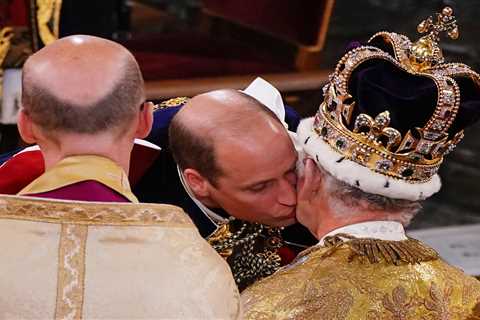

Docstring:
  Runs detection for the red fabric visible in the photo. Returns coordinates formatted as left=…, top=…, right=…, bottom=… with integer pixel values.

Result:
left=128, top=144, right=160, bottom=187
left=0, top=0, right=28, bottom=26
left=122, top=32, right=291, bottom=80
left=277, top=246, right=297, bottom=265
left=122, top=32, right=288, bottom=63
left=0, top=144, right=160, bottom=195
left=202, top=0, right=326, bottom=45
left=27, top=180, right=130, bottom=202
left=134, top=52, right=287, bottom=81
left=0, top=151, right=44, bottom=194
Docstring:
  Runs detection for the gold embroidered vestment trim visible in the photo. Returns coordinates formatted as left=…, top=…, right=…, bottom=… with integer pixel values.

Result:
left=55, top=224, right=88, bottom=320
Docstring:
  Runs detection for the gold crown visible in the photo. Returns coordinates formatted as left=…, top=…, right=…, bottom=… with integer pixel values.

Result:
left=314, top=7, right=480, bottom=182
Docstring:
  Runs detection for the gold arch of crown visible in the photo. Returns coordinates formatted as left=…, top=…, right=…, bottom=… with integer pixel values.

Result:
left=313, top=7, right=480, bottom=183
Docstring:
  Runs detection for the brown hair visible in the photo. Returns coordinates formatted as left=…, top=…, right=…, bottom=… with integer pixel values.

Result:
left=22, top=60, right=144, bottom=135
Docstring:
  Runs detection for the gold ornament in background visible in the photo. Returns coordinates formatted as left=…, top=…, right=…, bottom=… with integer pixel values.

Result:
left=36, top=0, right=62, bottom=46
left=0, top=27, right=14, bottom=99
left=0, top=27, right=14, bottom=67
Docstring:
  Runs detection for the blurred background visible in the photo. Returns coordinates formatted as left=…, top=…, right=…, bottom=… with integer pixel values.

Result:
left=1, top=0, right=480, bottom=231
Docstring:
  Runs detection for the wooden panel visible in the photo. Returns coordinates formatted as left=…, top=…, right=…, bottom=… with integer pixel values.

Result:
left=202, top=0, right=335, bottom=48
left=145, top=70, right=331, bottom=100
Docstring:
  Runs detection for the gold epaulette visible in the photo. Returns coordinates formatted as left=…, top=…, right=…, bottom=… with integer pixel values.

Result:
left=153, top=97, right=190, bottom=111
left=296, top=234, right=439, bottom=266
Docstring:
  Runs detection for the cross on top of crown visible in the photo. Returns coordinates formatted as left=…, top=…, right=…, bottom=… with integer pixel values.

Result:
left=417, top=6, right=459, bottom=41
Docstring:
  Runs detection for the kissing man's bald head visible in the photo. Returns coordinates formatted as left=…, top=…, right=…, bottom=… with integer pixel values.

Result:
left=169, top=89, right=289, bottom=184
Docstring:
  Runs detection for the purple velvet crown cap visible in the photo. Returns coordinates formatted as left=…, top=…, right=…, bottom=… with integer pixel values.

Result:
left=341, top=38, right=480, bottom=138
left=345, top=41, right=362, bottom=52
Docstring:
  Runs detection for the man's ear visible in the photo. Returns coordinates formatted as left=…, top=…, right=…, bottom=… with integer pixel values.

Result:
left=135, top=101, right=154, bottom=138
left=183, top=168, right=213, bottom=199
left=17, top=109, right=37, bottom=144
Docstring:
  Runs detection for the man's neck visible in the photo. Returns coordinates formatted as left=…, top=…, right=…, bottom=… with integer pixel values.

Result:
left=318, top=220, right=407, bottom=245
left=313, top=211, right=392, bottom=240
left=39, top=135, right=133, bottom=174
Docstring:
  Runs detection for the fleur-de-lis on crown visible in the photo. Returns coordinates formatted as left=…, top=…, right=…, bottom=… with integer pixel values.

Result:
left=353, top=111, right=402, bottom=151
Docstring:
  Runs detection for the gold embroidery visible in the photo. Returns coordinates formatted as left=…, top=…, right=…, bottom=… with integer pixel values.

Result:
left=55, top=224, right=87, bottom=320
left=207, top=223, right=233, bottom=258
left=424, top=283, right=453, bottom=319
left=299, top=281, right=354, bottom=320
left=323, top=234, right=439, bottom=265
left=338, top=272, right=384, bottom=301
left=18, top=155, right=138, bottom=203
left=0, top=195, right=193, bottom=226
left=465, top=283, right=479, bottom=305
left=154, top=97, right=190, bottom=110
left=467, top=302, right=480, bottom=320
left=242, top=241, right=480, bottom=319
left=382, top=286, right=416, bottom=319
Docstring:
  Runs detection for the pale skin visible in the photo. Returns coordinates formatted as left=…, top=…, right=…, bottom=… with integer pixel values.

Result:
left=296, top=158, right=396, bottom=240
left=177, top=90, right=298, bottom=227
left=17, top=35, right=153, bottom=175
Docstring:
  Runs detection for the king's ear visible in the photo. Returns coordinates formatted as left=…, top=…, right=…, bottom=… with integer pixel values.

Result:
left=183, top=168, right=211, bottom=198
left=17, top=109, right=37, bottom=144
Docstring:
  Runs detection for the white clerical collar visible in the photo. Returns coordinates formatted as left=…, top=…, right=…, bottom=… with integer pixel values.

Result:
left=318, top=221, right=407, bottom=246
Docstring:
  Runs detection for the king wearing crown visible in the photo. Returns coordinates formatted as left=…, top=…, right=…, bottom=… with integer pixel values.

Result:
left=241, top=7, right=480, bottom=319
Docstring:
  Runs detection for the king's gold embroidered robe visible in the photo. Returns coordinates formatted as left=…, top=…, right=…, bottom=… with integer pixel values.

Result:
left=242, top=236, right=480, bottom=319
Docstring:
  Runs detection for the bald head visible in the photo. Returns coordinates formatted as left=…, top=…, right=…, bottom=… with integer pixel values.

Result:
left=22, top=35, right=145, bottom=134
left=169, top=89, right=288, bottom=184
left=178, top=89, right=282, bottom=137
